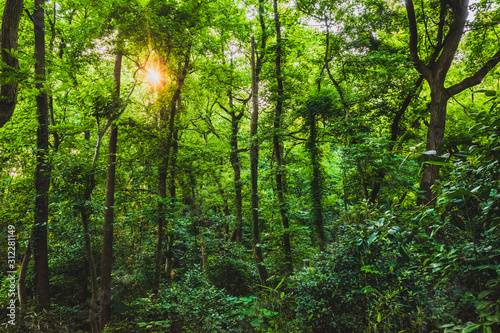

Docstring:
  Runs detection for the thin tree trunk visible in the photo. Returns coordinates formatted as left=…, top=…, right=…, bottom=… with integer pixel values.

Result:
left=169, top=129, right=178, bottom=200
left=18, top=240, right=31, bottom=308
left=153, top=52, right=189, bottom=295
left=0, top=0, right=24, bottom=127
left=79, top=208, right=99, bottom=333
left=153, top=153, right=167, bottom=295
left=164, top=234, right=174, bottom=286
left=229, top=107, right=243, bottom=242
left=250, top=34, right=268, bottom=285
left=47, top=4, right=60, bottom=151
left=273, top=0, right=293, bottom=273
left=200, top=235, right=207, bottom=271
left=32, top=0, right=51, bottom=309
left=99, top=52, right=122, bottom=331
left=212, top=170, right=230, bottom=234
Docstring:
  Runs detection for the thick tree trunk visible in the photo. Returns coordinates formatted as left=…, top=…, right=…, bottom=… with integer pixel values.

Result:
left=273, top=0, right=293, bottom=273
left=418, top=85, right=449, bottom=205
left=32, top=0, right=51, bottom=309
left=0, top=0, right=24, bottom=127
left=99, top=53, right=122, bottom=330
left=405, top=0, right=500, bottom=204
left=250, top=34, right=268, bottom=285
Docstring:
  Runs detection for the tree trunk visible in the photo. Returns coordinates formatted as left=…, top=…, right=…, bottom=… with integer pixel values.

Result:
left=200, top=235, right=207, bottom=271
left=0, top=0, right=24, bottom=127
left=169, top=129, right=178, bottom=200
left=79, top=208, right=99, bottom=333
left=308, top=116, right=325, bottom=250
left=405, top=0, right=500, bottom=204
left=418, top=84, right=449, bottom=205
left=32, top=0, right=51, bottom=309
left=163, top=234, right=174, bottom=286
left=153, top=153, right=167, bottom=295
left=273, top=0, right=293, bottom=273
left=18, top=240, right=31, bottom=308
left=250, top=34, right=268, bottom=285
left=229, top=107, right=243, bottom=242
left=153, top=53, right=189, bottom=295
left=99, top=52, right=122, bottom=331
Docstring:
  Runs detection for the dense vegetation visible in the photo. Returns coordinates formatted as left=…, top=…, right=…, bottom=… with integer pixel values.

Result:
left=1, top=0, right=499, bottom=332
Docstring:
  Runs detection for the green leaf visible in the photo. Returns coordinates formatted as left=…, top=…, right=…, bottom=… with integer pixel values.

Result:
left=423, top=161, right=452, bottom=167
left=377, top=312, right=381, bottom=322
left=478, top=290, right=493, bottom=299
left=367, top=231, right=378, bottom=245
left=462, top=323, right=482, bottom=333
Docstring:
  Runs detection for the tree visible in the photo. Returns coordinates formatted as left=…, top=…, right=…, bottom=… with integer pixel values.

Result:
left=250, top=33, right=268, bottom=285
left=272, top=0, right=293, bottom=272
left=405, top=0, right=500, bottom=205
left=32, top=0, right=51, bottom=309
left=0, top=0, right=24, bottom=127
left=99, top=52, right=122, bottom=331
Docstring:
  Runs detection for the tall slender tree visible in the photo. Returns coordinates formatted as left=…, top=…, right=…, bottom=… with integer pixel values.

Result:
left=32, top=0, right=51, bottom=309
left=272, top=0, right=293, bottom=273
left=100, top=52, right=122, bottom=330
left=250, top=33, right=268, bottom=284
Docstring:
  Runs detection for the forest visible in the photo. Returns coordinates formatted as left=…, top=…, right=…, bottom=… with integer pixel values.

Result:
left=0, top=0, right=499, bottom=332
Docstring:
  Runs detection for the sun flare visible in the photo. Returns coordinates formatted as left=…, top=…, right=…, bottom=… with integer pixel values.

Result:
left=146, top=68, right=161, bottom=86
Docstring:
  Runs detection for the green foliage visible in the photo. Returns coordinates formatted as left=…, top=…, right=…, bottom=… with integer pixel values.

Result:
left=206, top=247, right=259, bottom=296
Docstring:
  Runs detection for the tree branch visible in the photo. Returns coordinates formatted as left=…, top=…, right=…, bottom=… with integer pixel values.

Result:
left=447, top=49, right=500, bottom=96
left=405, top=0, right=428, bottom=76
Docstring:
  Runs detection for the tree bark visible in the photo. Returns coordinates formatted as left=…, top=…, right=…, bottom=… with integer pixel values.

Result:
left=250, top=34, right=268, bottom=285
left=99, top=52, right=122, bottom=331
left=32, top=0, right=51, bottom=309
left=273, top=0, right=293, bottom=273
left=418, top=84, right=449, bottom=205
left=0, top=0, right=24, bottom=127
left=200, top=235, right=207, bottom=271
